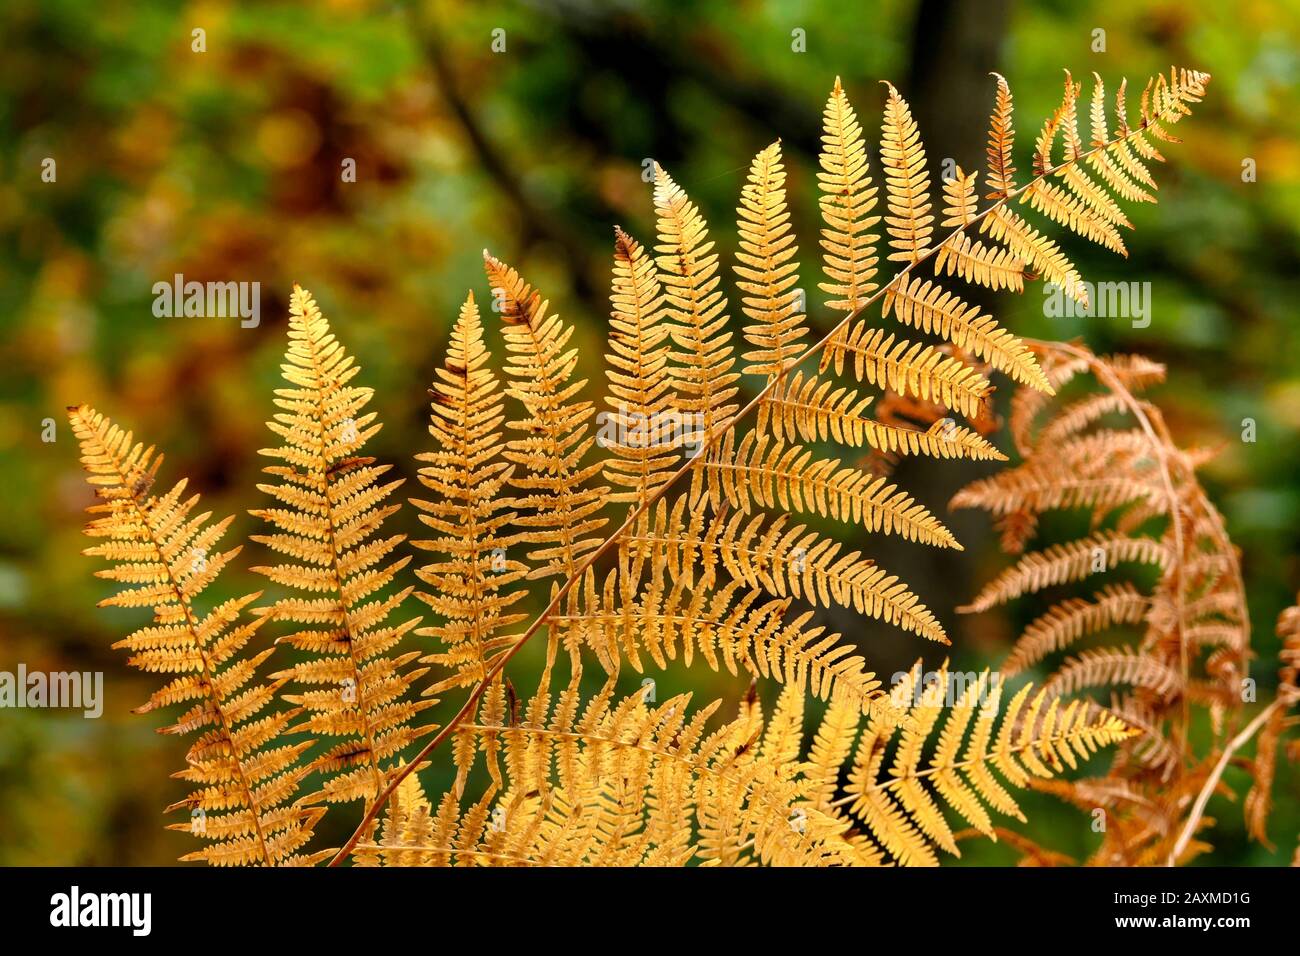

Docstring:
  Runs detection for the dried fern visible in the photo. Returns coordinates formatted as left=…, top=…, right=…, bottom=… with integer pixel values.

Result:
left=952, top=341, right=1252, bottom=864
left=65, top=65, right=1228, bottom=868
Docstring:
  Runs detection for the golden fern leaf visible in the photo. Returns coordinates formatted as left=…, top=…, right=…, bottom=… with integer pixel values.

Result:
left=485, top=252, right=611, bottom=581
left=882, top=273, right=1049, bottom=391
left=693, top=429, right=960, bottom=548
left=652, top=163, right=741, bottom=440
left=759, top=370, right=1006, bottom=462
left=552, top=569, right=887, bottom=711
left=817, top=77, right=881, bottom=315
left=69, top=404, right=326, bottom=866
left=411, top=292, right=529, bottom=695
left=326, top=68, right=1216, bottom=865
left=985, top=73, right=1017, bottom=198
left=603, top=226, right=678, bottom=506
left=837, top=661, right=1133, bottom=865
left=735, top=139, right=808, bottom=382
left=627, top=496, right=948, bottom=643
left=369, top=675, right=836, bottom=866
left=935, top=166, right=1027, bottom=292
left=879, top=82, right=934, bottom=265
left=249, top=285, right=431, bottom=805
left=821, top=322, right=992, bottom=419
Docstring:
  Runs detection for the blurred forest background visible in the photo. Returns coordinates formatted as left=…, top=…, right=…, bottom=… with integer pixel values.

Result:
left=1, top=0, right=1298, bottom=865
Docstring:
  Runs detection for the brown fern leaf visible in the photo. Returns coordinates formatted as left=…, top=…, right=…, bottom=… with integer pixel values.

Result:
left=69, top=404, right=325, bottom=865
left=954, top=339, right=1249, bottom=865
left=412, top=292, right=529, bottom=696
left=249, top=286, right=431, bottom=806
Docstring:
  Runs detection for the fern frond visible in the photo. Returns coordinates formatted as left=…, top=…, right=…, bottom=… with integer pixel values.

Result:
left=603, top=226, right=678, bottom=506
left=840, top=662, right=1134, bottom=865
left=251, top=287, right=431, bottom=807
left=821, top=322, right=992, bottom=419
left=694, top=430, right=960, bottom=548
left=759, top=370, right=1005, bottom=462
left=960, top=532, right=1167, bottom=613
left=1002, top=584, right=1150, bottom=676
left=653, top=163, right=741, bottom=439
left=735, top=140, right=808, bottom=382
left=70, top=404, right=324, bottom=865
left=882, top=273, right=1050, bottom=391
left=627, top=496, right=948, bottom=642
left=412, top=292, right=529, bottom=695
left=485, top=252, right=611, bottom=581
left=552, top=570, right=886, bottom=710
left=879, top=82, right=934, bottom=264
left=1044, top=648, right=1182, bottom=700
left=817, top=76, right=881, bottom=314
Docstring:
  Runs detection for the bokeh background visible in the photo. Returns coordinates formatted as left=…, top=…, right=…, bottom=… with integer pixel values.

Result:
left=2, top=0, right=1298, bottom=865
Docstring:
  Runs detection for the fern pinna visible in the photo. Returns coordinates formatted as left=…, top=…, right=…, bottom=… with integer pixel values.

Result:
left=66, top=65, right=1261, bottom=867
left=68, top=406, right=325, bottom=866
left=249, top=286, right=432, bottom=807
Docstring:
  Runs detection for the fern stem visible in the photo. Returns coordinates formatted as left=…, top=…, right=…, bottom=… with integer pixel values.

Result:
left=1166, top=697, right=1283, bottom=865
left=329, top=118, right=1170, bottom=867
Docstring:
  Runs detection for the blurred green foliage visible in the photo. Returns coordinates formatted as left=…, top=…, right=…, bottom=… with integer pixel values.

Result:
left=1, top=0, right=1297, bottom=864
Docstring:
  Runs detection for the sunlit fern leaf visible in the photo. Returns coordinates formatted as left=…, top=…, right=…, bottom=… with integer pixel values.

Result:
left=603, top=226, right=678, bottom=507
left=411, top=292, right=529, bottom=695
left=735, top=139, right=808, bottom=383
left=825, top=661, right=1134, bottom=866
left=879, top=82, right=935, bottom=265
left=821, top=323, right=992, bottom=419
left=818, top=77, right=881, bottom=315
left=652, top=163, right=741, bottom=441
left=625, top=495, right=948, bottom=643
left=691, top=429, right=961, bottom=548
left=485, top=252, right=610, bottom=582
left=69, top=404, right=326, bottom=866
left=366, top=676, right=845, bottom=866
left=882, top=273, right=1049, bottom=391
left=935, top=166, right=1027, bottom=293
left=758, top=370, right=1006, bottom=463
left=249, top=286, right=432, bottom=805
left=551, top=566, right=888, bottom=711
